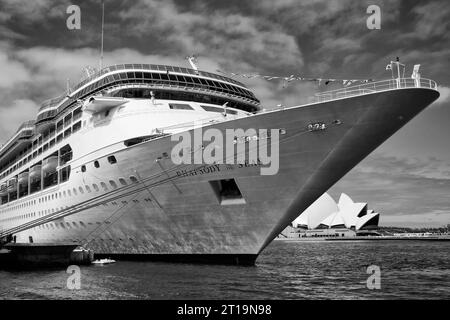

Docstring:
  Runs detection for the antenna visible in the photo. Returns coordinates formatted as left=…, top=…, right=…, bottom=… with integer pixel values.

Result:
left=99, top=0, right=105, bottom=70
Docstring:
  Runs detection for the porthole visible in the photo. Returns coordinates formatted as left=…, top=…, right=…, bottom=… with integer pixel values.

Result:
left=107, top=156, right=117, bottom=164
left=100, top=182, right=108, bottom=191
left=130, top=176, right=138, bottom=183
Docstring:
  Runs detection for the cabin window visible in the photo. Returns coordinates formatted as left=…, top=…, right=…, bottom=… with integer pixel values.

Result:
left=64, top=113, right=72, bottom=127
left=60, top=145, right=73, bottom=165
left=201, top=105, right=238, bottom=115
left=107, top=156, right=117, bottom=164
left=60, top=166, right=71, bottom=183
left=94, top=161, right=100, bottom=168
left=73, top=107, right=82, bottom=120
left=109, top=180, right=118, bottom=189
left=56, top=120, right=64, bottom=132
left=81, top=165, right=86, bottom=172
left=130, top=176, right=138, bottom=183
left=169, top=103, right=193, bottom=110
left=64, top=128, right=72, bottom=138
left=72, top=121, right=81, bottom=133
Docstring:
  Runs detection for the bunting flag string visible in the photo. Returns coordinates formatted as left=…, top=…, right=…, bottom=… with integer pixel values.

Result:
left=216, top=69, right=374, bottom=88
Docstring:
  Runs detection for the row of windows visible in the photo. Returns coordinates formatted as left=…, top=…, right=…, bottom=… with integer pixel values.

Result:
left=71, top=64, right=247, bottom=93
left=37, top=70, right=259, bottom=124
left=101, top=73, right=256, bottom=101
left=1, top=152, right=114, bottom=209
left=81, top=156, right=117, bottom=173
left=0, top=173, right=139, bottom=223
left=166, top=103, right=238, bottom=115
left=0, top=146, right=73, bottom=206
left=0, top=119, right=80, bottom=179
left=112, top=88, right=255, bottom=113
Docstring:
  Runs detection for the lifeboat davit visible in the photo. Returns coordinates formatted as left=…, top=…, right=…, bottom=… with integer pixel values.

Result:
left=29, top=165, right=42, bottom=180
left=42, top=156, right=58, bottom=172
left=18, top=172, right=29, bottom=186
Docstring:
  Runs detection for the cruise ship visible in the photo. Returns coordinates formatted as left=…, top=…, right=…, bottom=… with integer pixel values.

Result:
left=0, top=63, right=440, bottom=265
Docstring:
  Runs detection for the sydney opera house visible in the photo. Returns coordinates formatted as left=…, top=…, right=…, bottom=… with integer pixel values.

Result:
left=279, top=193, right=380, bottom=238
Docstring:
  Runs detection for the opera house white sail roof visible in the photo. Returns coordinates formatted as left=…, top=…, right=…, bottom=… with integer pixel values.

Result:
left=292, top=193, right=380, bottom=231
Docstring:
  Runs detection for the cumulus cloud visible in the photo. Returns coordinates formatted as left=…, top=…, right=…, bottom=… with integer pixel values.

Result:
left=0, top=99, right=39, bottom=143
left=329, top=153, right=450, bottom=227
left=0, top=51, right=31, bottom=88
left=410, top=1, right=450, bottom=40
left=435, top=86, right=450, bottom=105
left=117, top=0, right=304, bottom=72
left=0, top=0, right=70, bottom=24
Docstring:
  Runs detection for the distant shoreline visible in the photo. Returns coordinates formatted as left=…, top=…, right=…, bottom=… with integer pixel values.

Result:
left=275, top=235, right=450, bottom=242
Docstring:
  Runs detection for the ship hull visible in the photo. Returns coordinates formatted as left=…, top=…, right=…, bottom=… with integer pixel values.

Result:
left=4, top=88, right=439, bottom=265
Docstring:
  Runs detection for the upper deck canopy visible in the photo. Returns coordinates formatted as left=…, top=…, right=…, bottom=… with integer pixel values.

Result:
left=36, top=64, right=260, bottom=124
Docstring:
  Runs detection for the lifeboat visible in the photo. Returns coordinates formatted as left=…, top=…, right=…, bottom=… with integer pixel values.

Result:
left=7, top=178, right=17, bottom=192
left=18, top=172, right=29, bottom=186
left=29, top=165, right=42, bottom=180
left=42, top=156, right=58, bottom=172
left=0, top=183, right=7, bottom=196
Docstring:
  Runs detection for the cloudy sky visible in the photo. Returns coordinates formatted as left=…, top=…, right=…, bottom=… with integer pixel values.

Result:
left=0, top=0, right=449, bottom=227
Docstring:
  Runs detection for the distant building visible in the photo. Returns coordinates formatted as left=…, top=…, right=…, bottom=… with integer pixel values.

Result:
left=279, top=193, right=380, bottom=238
left=292, top=193, right=380, bottom=231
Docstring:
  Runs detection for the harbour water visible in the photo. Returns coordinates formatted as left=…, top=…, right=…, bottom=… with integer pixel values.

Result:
left=0, top=240, right=449, bottom=300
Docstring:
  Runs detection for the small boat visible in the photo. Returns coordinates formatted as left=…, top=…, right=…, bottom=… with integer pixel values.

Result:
left=92, top=258, right=116, bottom=265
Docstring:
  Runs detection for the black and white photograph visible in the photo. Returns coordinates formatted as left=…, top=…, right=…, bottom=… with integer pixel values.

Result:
left=0, top=0, right=449, bottom=307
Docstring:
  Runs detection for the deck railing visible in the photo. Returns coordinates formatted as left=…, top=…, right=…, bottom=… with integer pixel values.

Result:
left=314, top=78, right=438, bottom=103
